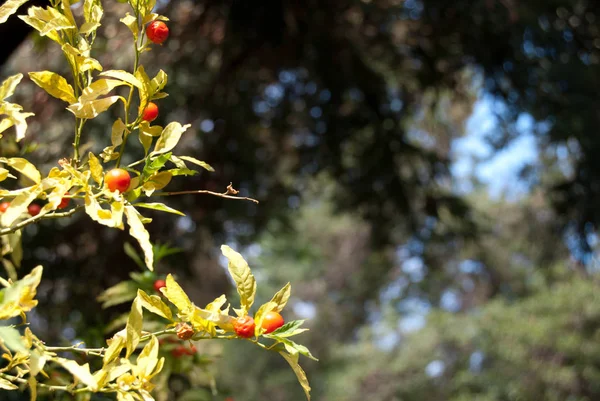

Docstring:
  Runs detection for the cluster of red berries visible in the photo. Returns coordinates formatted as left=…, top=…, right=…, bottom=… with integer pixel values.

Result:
left=233, top=312, right=285, bottom=338
left=1, top=201, right=44, bottom=216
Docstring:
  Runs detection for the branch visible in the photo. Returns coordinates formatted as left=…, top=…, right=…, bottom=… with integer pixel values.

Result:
left=0, top=206, right=83, bottom=236
left=153, top=183, right=259, bottom=204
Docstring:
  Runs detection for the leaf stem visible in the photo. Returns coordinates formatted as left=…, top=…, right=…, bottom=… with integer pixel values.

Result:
left=152, top=189, right=259, bottom=204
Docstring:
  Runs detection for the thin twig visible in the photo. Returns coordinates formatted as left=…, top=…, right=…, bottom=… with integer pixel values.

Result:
left=153, top=183, right=259, bottom=204
left=0, top=206, right=83, bottom=236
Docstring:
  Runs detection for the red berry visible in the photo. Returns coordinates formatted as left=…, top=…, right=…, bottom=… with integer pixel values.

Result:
left=261, top=311, right=285, bottom=334
left=153, top=279, right=166, bottom=292
left=0, top=202, right=9, bottom=213
left=185, top=345, right=197, bottom=355
left=142, top=102, right=159, bottom=122
left=233, top=315, right=256, bottom=338
left=171, top=345, right=186, bottom=358
left=105, top=168, right=131, bottom=193
left=146, top=21, right=169, bottom=44
left=27, top=204, right=42, bottom=217
left=57, top=194, right=70, bottom=210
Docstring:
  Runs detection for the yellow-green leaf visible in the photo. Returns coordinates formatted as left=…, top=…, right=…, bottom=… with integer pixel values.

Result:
left=150, top=70, right=167, bottom=94
left=103, top=335, right=124, bottom=366
left=151, top=122, right=192, bottom=156
left=141, top=171, right=172, bottom=196
left=28, top=71, right=76, bottom=103
left=125, top=296, right=143, bottom=358
left=0, top=326, right=27, bottom=352
left=134, top=66, right=151, bottom=114
left=120, top=13, right=138, bottom=39
left=163, top=274, right=192, bottom=314
left=0, top=377, right=18, bottom=390
left=133, top=202, right=185, bottom=216
left=177, top=156, right=215, bottom=172
left=137, top=289, right=172, bottom=321
left=2, top=157, right=41, bottom=184
left=280, top=352, right=311, bottom=401
left=88, top=152, right=103, bottom=185
left=254, top=301, right=277, bottom=337
left=100, top=70, right=143, bottom=89
left=0, top=102, right=34, bottom=141
left=55, top=358, right=98, bottom=391
left=0, top=184, right=43, bottom=227
left=124, top=205, right=154, bottom=271
left=67, top=96, right=122, bottom=119
left=220, top=245, right=257, bottom=316
left=0, top=0, right=29, bottom=24
left=84, top=193, right=124, bottom=229
left=80, top=79, right=125, bottom=102
left=0, top=74, right=22, bottom=100
left=269, top=282, right=291, bottom=313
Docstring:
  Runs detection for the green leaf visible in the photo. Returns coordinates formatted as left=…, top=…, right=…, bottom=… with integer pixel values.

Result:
left=28, top=71, right=76, bottom=103
left=124, top=242, right=145, bottom=269
left=97, top=280, right=138, bottom=309
left=151, top=122, right=192, bottom=156
left=220, top=245, right=257, bottom=316
left=0, top=326, right=27, bottom=352
left=67, top=96, right=123, bottom=119
left=166, top=168, right=198, bottom=177
left=268, top=320, right=309, bottom=338
left=163, top=274, right=192, bottom=314
left=177, top=156, right=215, bottom=172
left=280, top=351, right=312, bottom=401
left=141, top=171, right=172, bottom=196
left=124, top=205, right=154, bottom=271
left=134, top=202, right=185, bottom=216
left=0, top=0, right=29, bottom=24
left=137, top=289, right=172, bottom=321
left=125, top=296, right=143, bottom=358
left=142, top=152, right=171, bottom=181
left=269, top=282, right=291, bottom=313
left=271, top=336, right=318, bottom=361
left=55, top=357, right=98, bottom=391
left=88, top=152, right=103, bottom=185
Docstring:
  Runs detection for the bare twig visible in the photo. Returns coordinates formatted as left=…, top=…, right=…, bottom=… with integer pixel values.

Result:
left=153, top=183, right=259, bottom=204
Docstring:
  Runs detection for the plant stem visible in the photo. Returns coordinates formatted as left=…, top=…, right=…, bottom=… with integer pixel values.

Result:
left=152, top=189, right=259, bottom=204
left=0, top=206, right=82, bottom=236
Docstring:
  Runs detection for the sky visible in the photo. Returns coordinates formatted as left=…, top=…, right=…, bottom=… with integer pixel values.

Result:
left=451, top=95, right=538, bottom=200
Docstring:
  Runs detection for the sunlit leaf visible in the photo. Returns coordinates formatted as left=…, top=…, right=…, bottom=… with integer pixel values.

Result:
left=177, top=156, right=215, bottom=172
left=0, top=265, right=42, bottom=321
left=151, top=122, right=192, bottom=156
left=120, top=13, right=138, bottom=40
left=137, top=289, right=172, bottom=321
left=100, top=70, right=143, bottom=89
left=28, top=71, right=76, bottom=103
left=163, top=274, right=192, bottom=314
left=0, top=74, right=22, bottom=100
left=55, top=357, right=98, bottom=391
left=269, top=282, right=291, bottom=313
left=280, top=351, right=312, bottom=401
left=67, top=96, right=123, bottom=118
left=0, top=0, right=29, bottom=24
left=88, top=152, right=103, bottom=185
left=133, top=202, right=185, bottom=216
left=124, top=205, right=154, bottom=271
left=0, top=326, right=27, bottom=352
left=125, top=295, right=142, bottom=358
left=80, top=79, right=125, bottom=102
left=97, top=280, right=138, bottom=309
left=0, top=184, right=43, bottom=227
left=103, top=335, right=124, bottom=366
left=220, top=245, right=257, bottom=316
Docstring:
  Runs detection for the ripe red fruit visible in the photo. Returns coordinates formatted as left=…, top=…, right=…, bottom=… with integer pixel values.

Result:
left=261, top=311, right=285, bottom=334
left=27, top=204, right=42, bottom=217
left=57, top=194, right=70, bottom=210
left=153, top=279, right=166, bottom=292
left=171, top=345, right=187, bottom=358
left=146, top=21, right=169, bottom=44
left=233, top=315, right=256, bottom=338
left=105, top=168, right=131, bottom=193
left=142, top=102, right=159, bottom=122
left=0, top=202, right=9, bottom=213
